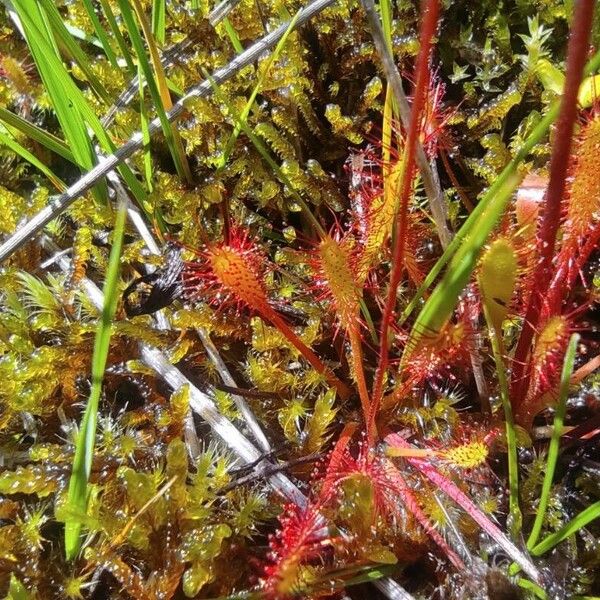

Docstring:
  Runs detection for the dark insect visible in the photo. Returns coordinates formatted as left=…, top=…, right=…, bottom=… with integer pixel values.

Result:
left=123, top=245, right=183, bottom=316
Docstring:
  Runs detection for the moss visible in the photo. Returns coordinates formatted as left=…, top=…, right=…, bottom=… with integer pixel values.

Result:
left=1, top=0, right=599, bottom=597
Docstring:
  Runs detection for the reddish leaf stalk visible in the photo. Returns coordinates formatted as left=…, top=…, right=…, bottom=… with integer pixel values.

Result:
left=322, top=428, right=465, bottom=570
left=264, top=307, right=352, bottom=400
left=348, top=324, right=371, bottom=423
left=313, top=234, right=370, bottom=417
left=369, top=0, right=441, bottom=438
left=510, top=0, right=596, bottom=409
left=385, top=433, right=541, bottom=584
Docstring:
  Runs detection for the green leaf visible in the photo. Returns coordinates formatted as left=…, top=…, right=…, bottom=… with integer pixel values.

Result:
left=0, top=107, right=75, bottom=163
left=11, top=0, right=107, bottom=203
left=480, top=239, right=521, bottom=540
left=138, top=67, right=154, bottom=192
left=531, top=499, right=600, bottom=557
left=0, top=130, right=66, bottom=191
left=152, top=0, right=166, bottom=44
left=98, top=0, right=136, bottom=75
left=36, top=0, right=112, bottom=103
left=6, top=575, right=32, bottom=600
left=527, top=334, right=580, bottom=550
left=64, top=201, right=127, bottom=560
left=118, top=0, right=192, bottom=184
left=12, top=0, right=150, bottom=218
left=79, top=0, right=119, bottom=67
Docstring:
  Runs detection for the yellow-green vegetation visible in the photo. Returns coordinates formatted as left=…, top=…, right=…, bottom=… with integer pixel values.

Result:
left=1, top=0, right=600, bottom=599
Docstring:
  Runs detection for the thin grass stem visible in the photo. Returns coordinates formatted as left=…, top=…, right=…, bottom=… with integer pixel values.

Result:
left=483, top=305, right=522, bottom=541
left=64, top=200, right=127, bottom=559
left=530, top=500, right=600, bottom=557
left=527, top=334, right=579, bottom=549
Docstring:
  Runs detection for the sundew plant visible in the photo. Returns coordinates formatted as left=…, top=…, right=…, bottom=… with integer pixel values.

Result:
left=1, top=0, right=600, bottom=598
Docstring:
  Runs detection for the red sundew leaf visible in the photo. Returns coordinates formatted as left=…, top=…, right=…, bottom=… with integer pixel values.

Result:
left=385, top=433, right=541, bottom=584
left=261, top=502, right=332, bottom=599
left=320, top=422, right=359, bottom=503
left=319, top=429, right=464, bottom=569
left=515, top=314, right=571, bottom=428
left=382, top=459, right=465, bottom=571
left=182, top=225, right=351, bottom=399
left=181, top=225, right=270, bottom=313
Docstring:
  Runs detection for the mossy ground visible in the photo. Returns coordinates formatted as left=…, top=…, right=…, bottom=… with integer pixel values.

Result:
left=1, top=0, right=600, bottom=598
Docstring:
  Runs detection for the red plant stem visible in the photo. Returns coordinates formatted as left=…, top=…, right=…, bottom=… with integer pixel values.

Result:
left=385, top=433, right=542, bottom=584
left=510, top=0, right=595, bottom=409
left=369, top=0, right=440, bottom=438
left=348, top=325, right=372, bottom=425
left=262, top=305, right=352, bottom=400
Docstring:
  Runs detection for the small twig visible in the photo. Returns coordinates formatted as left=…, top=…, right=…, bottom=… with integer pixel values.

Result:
left=219, top=452, right=321, bottom=493
left=228, top=446, right=282, bottom=474
left=0, top=0, right=337, bottom=264
left=198, top=327, right=272, bottom=452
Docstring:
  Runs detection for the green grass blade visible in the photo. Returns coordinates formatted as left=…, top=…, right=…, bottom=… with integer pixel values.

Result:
left=98, top=0, right=136, bottom=75
left=138, top=67, right=154, bottom=192
left=152, top=0, right=166, bottom=44
left=399, top=47, right=600, bottom=329
left=64, top=23, right=104, bottom=49
left=527, top=333, right=580, bottom=550
left=378, top=0, right=393, bottom=52
left=79, top=0, right=119, bottom=67
left=13, top=0, right=151, bottom=220
left=64, top=200, right=127, bottom=560
left=405, top=168, right=521, bottom=355
left=37, top=0, right=112, bottom=104
left=530, top=499, right=600, bottom=557
left=0, top=107, right=75, bottom=163
left=222, top=17, right=244, bottom=53
left=217, top=10, right=301, bottom=171
left=517, top=578, right=548, bottom=600
left=483, top=306, right=522, bottom=540
left=0, top=130, right=66, bottom=191
left=119, top=0, right=193, bottom=184
left=12, top=0, right=107, bottom=203
left=7, top=574, right=32, bottom=600
left=378, top=0, right=396, bottom=172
